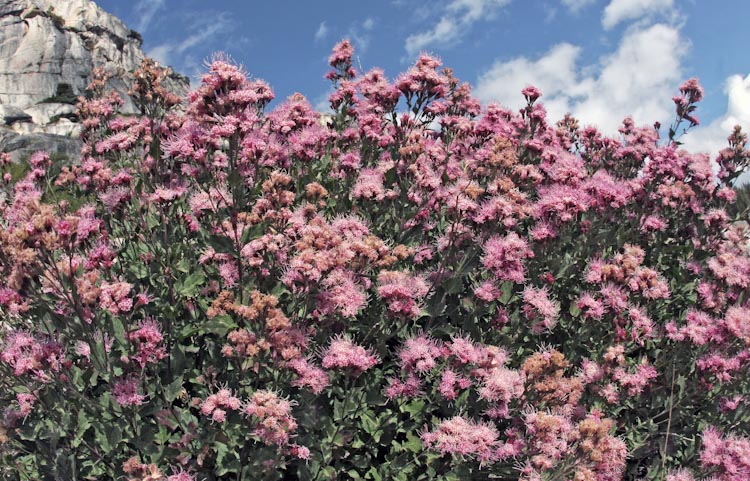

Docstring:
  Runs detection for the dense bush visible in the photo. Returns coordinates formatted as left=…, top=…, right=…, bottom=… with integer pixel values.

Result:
left=1, top=43, right=749, bottom=481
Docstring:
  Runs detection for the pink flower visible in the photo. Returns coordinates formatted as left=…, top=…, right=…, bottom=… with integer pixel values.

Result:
left=438, top=369, right=462, bottom=400
left=167, top=468, right=196, bottom=481
left=477, top=367, right=525, bottom=418
left=244, top=390, right=298, bottom=446
left=666, top=469, right=695, bottom=481
left=724, top=305, right=750, bottom=342
left=75, top=341, right=91, bottom=360
left=317, top=269, right=367, bottom=318
left=287, top=357, right=330, bottom=394
left=290, top=444, right=311, bottom=460
left=699, top=426, right=750, bottom=480
left=523, top=286, right=560, bottom=332
left=385, top=374, right=422, bottom=399
left=579, top=359, right=604, bottom=385
left=576, top=292, right=605, bottom=320
left=99, top=281, right=133, bottom=315
left=0, top=330, right=64, bottom=381
left=398, top=335, right=442, bottom=373
left=328, top=39, right=354, bottom=68
left=474, top=281, right=501, bottom=302
left=447, top=335, right=486, bottom=365
left=112, top=376, right=146, bottom=407
left=481, top=233, right=534, bottom=283
left=377, top=270, right=430, bottom=318
left=522, top=85, right=542, bottom=101
left=321, top=336, right=378, bottom=374
left=127, top=318, right=167, bottom=368
left=352, top=168, right=388, bottom=201
left=201, top=388, right=242, bottom=422
left=613, top=360, right=658, bottom=397
left=422, top=416, right=501, bottom=466
left=679, top=77, right=704, bottom=103
left=16, top=392, right=37, bottom=417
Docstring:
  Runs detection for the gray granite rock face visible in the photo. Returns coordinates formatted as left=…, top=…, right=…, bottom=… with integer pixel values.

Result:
left=0, top=0, right=188, bottom=162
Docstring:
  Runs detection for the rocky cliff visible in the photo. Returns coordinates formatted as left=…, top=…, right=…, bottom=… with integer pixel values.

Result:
left=0, top=0, right=188, bottom=162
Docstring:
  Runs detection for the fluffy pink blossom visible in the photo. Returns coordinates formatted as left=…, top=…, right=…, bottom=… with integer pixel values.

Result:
left=579, top=359, right=604, bottom=385
left=377, top=270, right=430, bottom=318
left=16, top=392, right=37, bottom=417
left=576, top=292, right=605, bottom=320
left=724, top=305, right=750, bottom=342
left=0, top=330, right=64, bottom=381
left=446, top=335, right=487, bottom=365
left=385, top=374, right=422, bottom=399
left=112, top=376, right=146, bottom=407
left=422, top=416, right=501, bottom=466
left=286, top=357, right=330, bottom=394
left=613, top=360, right=658, bottom=397
left=523, top=286, right=560, bottom=332
left=477, top=367, right=525, bottom=418
left=398, top=335, right=442, bottom=373
left=99, top=281, right=133, bottom=315
left=167, top=468, right=197, bottom=481
left=244, top=390, right=297, bottom=446
left=201, top=388, right=242, bottom=422
left=321, top=336, right=378, bottom=374
left=666, top=469, right=695, bottom=481
left=481, top=232, right=534, bottom=283
left=700, top=427, right=750, bottom=480
left=127, top=319, right=167, bottom=368
left=352, top=168, right=385, bottom=200
left=317, top=269, right=367, bottom=318
left=522, top=85, right=542, bottom=101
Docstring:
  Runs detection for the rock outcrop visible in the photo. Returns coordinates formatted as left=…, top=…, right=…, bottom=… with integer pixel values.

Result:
left=0, top=0, right=188, bottom=162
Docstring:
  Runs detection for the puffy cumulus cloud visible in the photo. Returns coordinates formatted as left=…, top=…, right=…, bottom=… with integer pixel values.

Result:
left=681, top=74, right=750, bottom=161
left=475, top=23, right=686, bottom=134
left=474, top=43, right=589, bottom=123
left=602, top=0, right=674, bottom=30
left=405, top=0, right=511, bottom=56
left=561, top=0, right=597, bottom=13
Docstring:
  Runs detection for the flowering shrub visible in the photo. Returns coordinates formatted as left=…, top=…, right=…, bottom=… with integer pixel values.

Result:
left=1, top=43, right=749, bottom=481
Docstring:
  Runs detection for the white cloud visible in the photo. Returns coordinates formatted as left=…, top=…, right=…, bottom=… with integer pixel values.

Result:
left=148, top=45, right=173, bottom=66
left=602, top=0, right=674, bottom=29
left=404, top=0, right=511, bottom=56
left=475, top=23, right=687, bottom=134
left=348, top=18, right=377, bottom=53
left=682, top=74, right=750, bottom=159
left=134, top=0, right=166, bottom=33
left=561, top=0, right=597, bottom=13
left=315, top=21, right=329, bottom=41
left=147, top=12, right=233, bottom=72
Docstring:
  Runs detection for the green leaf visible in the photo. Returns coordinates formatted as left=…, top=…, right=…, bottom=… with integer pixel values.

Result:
left=71, top=411, right=91, bottom=448
left=202, top=315, right=237, bottom=336
left=106, top=425, right=122, bottom=450
left=176, top=271, right=205, bottom=297
left=365, top=467, right=382, bottom=481
left=164, top=376, right=184, bottom=402
left=404, top=432, right=422, bottom=453
left=402, top=400, right=425, bottom=416
left=111, top=316, right=127, bottom=344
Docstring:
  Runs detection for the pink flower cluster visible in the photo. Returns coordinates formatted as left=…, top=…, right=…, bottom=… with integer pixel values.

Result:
left=200, top=388, right=242, bottom=423
left=376, top=270, right=429, bottom=318
left=321, top=336, right=379, bottom=375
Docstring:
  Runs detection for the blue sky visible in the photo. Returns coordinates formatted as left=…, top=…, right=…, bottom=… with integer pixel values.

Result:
left=96, top=0, right=750, bottom=157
